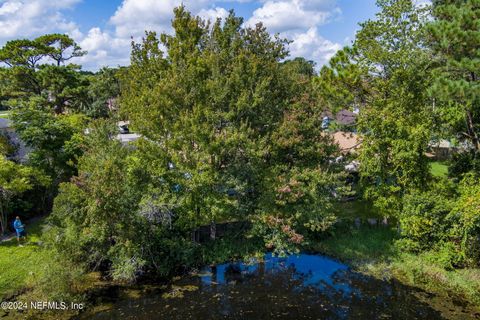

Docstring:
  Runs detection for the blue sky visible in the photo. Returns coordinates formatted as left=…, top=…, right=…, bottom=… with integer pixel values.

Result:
left=0, top=0, right=379, bottom=70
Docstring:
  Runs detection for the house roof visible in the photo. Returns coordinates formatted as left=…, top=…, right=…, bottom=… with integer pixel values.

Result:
left=320, top=109, right=358, bottom=126
left=117, top=133, right=141, bottom=144
left=336, top=109, right=357, bottom=125
left=429, top=139, right=453, bottom=149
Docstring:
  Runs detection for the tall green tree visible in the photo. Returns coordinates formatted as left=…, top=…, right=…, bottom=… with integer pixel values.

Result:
left=121, top=7, right=340, bottom=247
left=428, top=0, right=480, bottom=154
left=48, top=120, right=209, bottom=281
left=35, top=34, right=86, bottom=66
left=85, top=67, right=123, bottom=118
left=121, top=7, right=291, bottom=239
left=318, top=0, right=434, bottom=216
left=255, top=91, right=341, bottom=254
left=315, top=46, right=370, bottom=114
left=0, top=35, right=90, bottom=207
left=11, top=102, right=87, bottom=207
left=0, top=34, right=88, bottom=113
left=48, top=120, right=145, bottom=280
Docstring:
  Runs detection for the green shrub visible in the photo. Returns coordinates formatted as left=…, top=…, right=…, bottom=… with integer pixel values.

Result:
left=424, top=242, right=465, bottom=270
left=449, top=173, right=480, bottom=266
left=33, top=257, right=87, bottom=302
left=395, top=238, right=423, bottom=253
left=449, top=151, right=480, bottom=179
left=400, top=192, right=452, bottom=250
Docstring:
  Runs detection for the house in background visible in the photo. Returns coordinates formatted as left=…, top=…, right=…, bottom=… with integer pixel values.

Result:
left=320, top=108, right=362, bottom=169
left=321, top=108, right=358, bottom=131
left=85, top=120, right=142, bottom=145
left=335, top=109, right=357, bottom=127
left=116, top=121, right=141, bottom=145
left=427, top=139, right=460, bottom=161
left=320, top=108, right=362, bottom=176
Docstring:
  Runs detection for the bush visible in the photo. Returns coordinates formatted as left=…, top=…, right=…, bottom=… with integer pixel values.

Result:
left=395, top=238, right=423, bottom=253
left=33, top=257, right=88, bottom=303
left=400, top=186, right=453, bottom=250
left=448, top=151, right=480, bottom=179
left=449, top=173, right=480, bottom=266
left=424, top=242, right=465, bottom=270
left=398, top=174, right=480, bottom=268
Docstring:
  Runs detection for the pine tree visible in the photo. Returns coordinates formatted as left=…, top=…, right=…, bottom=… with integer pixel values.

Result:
left=317, top=0, right=434, bottom=216
left=428, top=0, right=480, bottom=152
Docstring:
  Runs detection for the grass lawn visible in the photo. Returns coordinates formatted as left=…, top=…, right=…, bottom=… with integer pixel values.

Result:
left=430, top=161, right=449, bottom=177
left=0, top=217, right=51, bottom=299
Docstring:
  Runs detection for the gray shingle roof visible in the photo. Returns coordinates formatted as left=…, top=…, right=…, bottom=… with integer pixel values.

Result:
left=336, top=109, right=357, bottom=125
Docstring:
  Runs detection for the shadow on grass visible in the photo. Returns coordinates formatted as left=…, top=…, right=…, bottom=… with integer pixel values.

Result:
left=0, top=238, right=41, bottom=248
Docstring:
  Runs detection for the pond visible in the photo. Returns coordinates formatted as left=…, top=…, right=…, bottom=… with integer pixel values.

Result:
left=82, top=253, right=478, bottom=320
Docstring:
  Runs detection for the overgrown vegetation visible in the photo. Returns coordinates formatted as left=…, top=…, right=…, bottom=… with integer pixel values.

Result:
left=0, top=0, right=478, bottom=316
left=44, top=8, right=343, bottom=289
left=317, top=0, right=480, bottom=270
left=314, top=226, right=480, bottom=307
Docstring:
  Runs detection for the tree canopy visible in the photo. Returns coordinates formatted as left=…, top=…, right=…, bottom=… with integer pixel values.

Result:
left=1, top=1, right=479, bottom=297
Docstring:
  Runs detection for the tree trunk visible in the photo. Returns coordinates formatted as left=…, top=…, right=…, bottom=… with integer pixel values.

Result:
left=0, top=195, right=9, bottom=236
left=0, top=217, right=5, bottom=236
left=210, top=220, right=216, bottom=240
left=0, top=201, right=6, bottom=235
left=465, top=110, right=479, bottom=151
left=467, top=72, right=480, bottom=151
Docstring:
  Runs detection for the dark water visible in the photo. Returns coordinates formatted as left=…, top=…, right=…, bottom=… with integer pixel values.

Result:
left=83, top=253, right=479, bottom=320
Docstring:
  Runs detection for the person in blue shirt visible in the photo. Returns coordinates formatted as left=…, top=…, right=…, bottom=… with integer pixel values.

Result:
left=13, top=216, right=26, bottom=245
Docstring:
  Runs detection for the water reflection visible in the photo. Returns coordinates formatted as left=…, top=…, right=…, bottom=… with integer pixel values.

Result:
left=84, top=253, right=476, bottom=320
left=199, top=254, right=356, bottom=299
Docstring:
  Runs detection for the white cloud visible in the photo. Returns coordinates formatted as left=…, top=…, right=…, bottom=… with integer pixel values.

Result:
left=0, top=0, right=344, bottom=70
left=245, top=0, right=341, bottom=67
left=110, top=0, right=216, bottom=38
left=0, top=0, right=80, bottom=39
left=0, top=1, right=22, bottom=15
left=110, top=0, right=175, bottom=38
left=288, top=27, right=341, bottom=66
left=246, top=0, right=338, bottom=33
left=85, top=0, right=232, bottom=70
left=74, top=27, right=131, bottom=70
left=198, top=7, right=230, bottom=23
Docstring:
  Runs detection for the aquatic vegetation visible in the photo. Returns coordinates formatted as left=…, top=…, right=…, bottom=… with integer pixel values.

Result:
left=162, top=285, right=199, bottom=299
